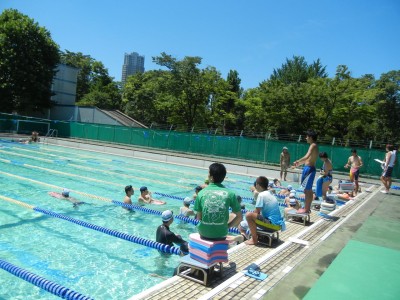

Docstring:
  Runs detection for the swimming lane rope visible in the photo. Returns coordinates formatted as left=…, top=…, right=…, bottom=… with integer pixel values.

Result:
left=0, top=170, right=111, bottom=203
left=0, top=171, right=183, bottom=208
left=0, top=259, right=92, bottom=300
left=0, top=149, right=192, bottom=190
left=0, top=169, right=287, bottom=214
left=112, top=201, right=241, bottom=234
left=31, top=145, right=216, bottom=181
left=6, top=146, right=198, bottom=186
left=0, top=195, right=181, bottom=255
left=0, top=157, right=123, bottom=188
left=29, top=142, right=240, bottom=183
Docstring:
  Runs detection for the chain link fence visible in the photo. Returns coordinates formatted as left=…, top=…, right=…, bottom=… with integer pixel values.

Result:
left=1, top=113, right=398, bottom=179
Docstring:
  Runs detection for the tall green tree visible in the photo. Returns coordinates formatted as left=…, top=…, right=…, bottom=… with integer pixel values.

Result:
left=246, top=63, right=382, bottom=140
left=122, top=71, right=162, bottom=125
left=152, top=52, right=216, bottom=131
left=213, top=70, right=245, bottom=134
left=204, top=67, right=236, bottom=133
left=374, top=70, right=400, bottom=142
left=269, top=55, right=327, bottom=85
left=0, top=9, right=60, bottom=113
left=227, top=70, right=243, bottom=98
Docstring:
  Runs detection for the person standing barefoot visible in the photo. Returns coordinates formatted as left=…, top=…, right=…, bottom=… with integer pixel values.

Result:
left=344, top=149, right=363, bottom=195
left=293, top=130, right=319, bottom=214
left=280, top=147, right=290, bottom=181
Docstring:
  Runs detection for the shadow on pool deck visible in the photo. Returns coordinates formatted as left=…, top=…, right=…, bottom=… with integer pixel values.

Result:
left=265, top=186, right=400, bottom=300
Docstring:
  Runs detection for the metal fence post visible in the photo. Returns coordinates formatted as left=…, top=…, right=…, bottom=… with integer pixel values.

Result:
left=236, top=130, right=243, bottom=158
left=263, top=133, right=269, bottom=162
left=212, top=128, right=218, bottom=155
left=167, top=125, right=173, bottom=149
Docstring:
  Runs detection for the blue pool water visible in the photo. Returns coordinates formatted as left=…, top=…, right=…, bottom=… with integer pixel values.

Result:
left=1, top=140, right=294, bottom=299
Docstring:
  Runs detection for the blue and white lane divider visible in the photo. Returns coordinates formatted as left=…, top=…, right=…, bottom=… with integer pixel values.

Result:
left=0, top=259, right=93, bottom=300
left=153, top=192, right=184, bottom=201
left=112, top=201, right=241, bottom=234
left=154, top=192, right=258, bottom=206
left=154, top=191, right=258, bottom=206
left=32, top=207, right=180, bottom=255
left=112, top=201, right=162, bottom=216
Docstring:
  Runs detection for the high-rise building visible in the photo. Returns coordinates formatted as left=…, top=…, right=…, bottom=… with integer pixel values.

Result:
left=121, top=52, right=145, bottom=84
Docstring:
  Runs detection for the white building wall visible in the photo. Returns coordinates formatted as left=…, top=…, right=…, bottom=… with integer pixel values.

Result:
left=51, top=64, right=79, bottom=105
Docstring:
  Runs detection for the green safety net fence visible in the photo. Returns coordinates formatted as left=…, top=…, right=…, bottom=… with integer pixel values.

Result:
left=0, top=113, right=398, bottom=179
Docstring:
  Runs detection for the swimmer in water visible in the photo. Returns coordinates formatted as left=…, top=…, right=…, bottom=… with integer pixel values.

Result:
left=48, top=188, right=85, bottom=207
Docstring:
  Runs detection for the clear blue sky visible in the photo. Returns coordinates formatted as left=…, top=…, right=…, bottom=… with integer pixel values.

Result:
left=2, top=0, right=399, bottom=89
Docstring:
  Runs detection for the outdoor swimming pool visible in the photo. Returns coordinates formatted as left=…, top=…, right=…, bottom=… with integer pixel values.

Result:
left=1, top=139, right=299, bottom=299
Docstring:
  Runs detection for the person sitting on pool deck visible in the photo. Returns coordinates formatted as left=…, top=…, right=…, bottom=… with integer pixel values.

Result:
left=138, top=186, right=166, bottom=205
left=30, top=131, right=40, bottom=143
left=245, top=176, right=286, bottom=246
left=284, top=192, right=300, bottom=218
left=123, top=185, right=135, bottom=211
left=194, top=162, right=242, bottom=241
left=156, top=210, right=189, bottom=255
left=180, top=197, right=196, bottom=217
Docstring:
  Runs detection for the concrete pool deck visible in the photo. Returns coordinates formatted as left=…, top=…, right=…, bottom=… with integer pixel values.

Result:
left=131, top=183, right=398, bottom=300
left=2, top=135, right=398, bottom=299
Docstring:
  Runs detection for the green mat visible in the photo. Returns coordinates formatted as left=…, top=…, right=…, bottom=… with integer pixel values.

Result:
left=304, top=239, right=400, bottom=300
left=352, top=216, right=400, bottom=251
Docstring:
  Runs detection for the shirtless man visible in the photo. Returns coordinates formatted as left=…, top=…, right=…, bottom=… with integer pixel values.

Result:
left=344, top=149, right=363, bottom=195
left=293, top=130, right=319, bottom=214
left=380, top=144, right=396, bottom=194
left=138, top=186, right=166, bottom=205
left=280, top=147, right=290, bottom=181
left=123, top=185, right=135, bottom=211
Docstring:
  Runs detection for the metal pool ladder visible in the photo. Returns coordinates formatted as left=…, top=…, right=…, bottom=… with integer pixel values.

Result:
left=44, top=129, right=58, bottom=144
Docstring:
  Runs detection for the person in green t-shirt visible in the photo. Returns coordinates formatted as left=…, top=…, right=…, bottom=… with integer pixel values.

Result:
left=194, top=163, right=242, bottom=240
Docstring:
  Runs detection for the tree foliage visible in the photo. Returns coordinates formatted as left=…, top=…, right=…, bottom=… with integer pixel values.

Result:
left=122, top=53, right=244, bottom=132
left=121, top=53, right=399, bottom=143
left=269, top=55, right=327, bottom=85
left=244, top=61, right=399, bottom=143
left=122, top=71, right=160, bottom=124
left=1, top=12, right=398, bottom=145
left=0, top=9, right=60, bottom=113
left=152, top=52, right=212, bottom=131
left=60, top=50, right=121, bottom=108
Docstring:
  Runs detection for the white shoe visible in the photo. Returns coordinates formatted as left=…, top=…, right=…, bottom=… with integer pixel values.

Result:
left=380, top=190, right=387, bottom=194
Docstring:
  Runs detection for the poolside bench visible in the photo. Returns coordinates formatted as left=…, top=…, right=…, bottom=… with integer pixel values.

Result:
left=177, top=233, right=229, bottom=286
left=254, top=220, right=281, bottom=247
left=177, top=255, right=223, bottom=286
